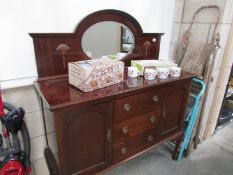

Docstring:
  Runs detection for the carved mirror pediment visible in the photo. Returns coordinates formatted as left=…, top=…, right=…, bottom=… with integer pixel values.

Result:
left=30, top=9, right=163, bottom=78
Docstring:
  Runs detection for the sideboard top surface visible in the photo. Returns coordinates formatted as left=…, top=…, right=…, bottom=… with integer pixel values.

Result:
left=34, top=71, right=195, bottom=111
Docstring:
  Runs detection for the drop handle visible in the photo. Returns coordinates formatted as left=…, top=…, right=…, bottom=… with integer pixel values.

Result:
left=149, top=116, right=156, bottom=123
left=123, top=103, right=131, bottom=112
left=106, top=129, right=112, bottom=143
left=153, top=95, right=158, bottom=102
left=122, top=127, right=129, bottom=134
left=121, top=147, right=127, bottom=155
left=147, top=135, right=154, bottom=142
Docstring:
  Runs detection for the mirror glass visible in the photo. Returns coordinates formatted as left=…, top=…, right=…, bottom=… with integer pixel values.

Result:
left=82, top=21, right=134, bottom=60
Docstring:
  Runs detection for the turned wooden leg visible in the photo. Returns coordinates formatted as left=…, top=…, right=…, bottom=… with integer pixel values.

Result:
left=172, top=139, right=182, bottom=160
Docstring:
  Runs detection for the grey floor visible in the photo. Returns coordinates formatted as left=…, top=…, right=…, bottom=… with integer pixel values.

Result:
left=105, top=122, right=233, bottom=175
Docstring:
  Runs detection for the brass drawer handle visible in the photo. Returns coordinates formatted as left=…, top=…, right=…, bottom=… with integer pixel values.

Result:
left=123, top=103, right=131, bottom=112
left=147, top=135, right=154, bottom=142
left=153, top=95, right=158, bottom=102
left=122, top=127, right=129, bottom=134
left=106, top=129, right=112, bottom=143
left=121, top=147, right=127, bottom=155
left=149, top=116, right=156, bottom=123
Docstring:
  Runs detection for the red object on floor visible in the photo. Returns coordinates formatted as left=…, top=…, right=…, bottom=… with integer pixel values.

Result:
left=0, top=160, right=26, bottom=175
left=0, top=90, right=5, bottom=117
left=0, top=87, right=31, bottom=175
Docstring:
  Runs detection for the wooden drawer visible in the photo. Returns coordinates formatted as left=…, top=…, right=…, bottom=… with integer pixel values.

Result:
left=113, top=129, right=158, bottom=163
left=114, top=89, right=163, bottom=122
left=113, top=109, right=161, bottom=146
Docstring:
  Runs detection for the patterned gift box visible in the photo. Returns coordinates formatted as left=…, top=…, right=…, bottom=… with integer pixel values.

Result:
left=68, top=58, right=124, bottom=92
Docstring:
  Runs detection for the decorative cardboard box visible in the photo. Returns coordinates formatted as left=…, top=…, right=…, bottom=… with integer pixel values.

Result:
left=68, top=58, right=124, bottom=92
left=131, top=60, right=177, bottom=75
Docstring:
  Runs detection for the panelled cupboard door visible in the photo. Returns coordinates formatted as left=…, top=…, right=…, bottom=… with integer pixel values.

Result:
left=60, top=102, right=112, bottom=175
left=160, top=81, right=190, bottom=138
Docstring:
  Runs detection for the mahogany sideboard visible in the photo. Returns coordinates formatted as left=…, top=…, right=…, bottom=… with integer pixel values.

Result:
left=30, top=9, right=195, bottom=175
left=34, top=71, right=194, bottom=175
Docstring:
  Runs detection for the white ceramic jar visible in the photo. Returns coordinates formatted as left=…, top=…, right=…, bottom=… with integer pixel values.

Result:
left=144, top=68, right=157, bottom=80
left=128, top=67, right=139, bottom=78
left=157, top=67, right=169, bottom=79
left=170, top=67, right=181, bottom=77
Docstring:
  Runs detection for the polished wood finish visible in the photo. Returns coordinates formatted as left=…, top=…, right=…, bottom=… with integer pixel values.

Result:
left=114, top=88, right=163, bottom=122
left=34, top=71, right=195, bottom=175
left=59, top=102, right=112, bottom=175
left=112, top=128, right=159, bottom=163
left=113, top=110, right=161, bottom=145
left=34, top=71, right=194, bottom=111
left=30, top=9, right=163, bottom=78
left=31, top=9, right=195, bottom=175
left=160, top=81, right=190, bottom=138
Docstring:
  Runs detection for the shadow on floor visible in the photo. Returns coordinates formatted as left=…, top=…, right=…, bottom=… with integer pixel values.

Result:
left=105, top=122, right=233, bottom=175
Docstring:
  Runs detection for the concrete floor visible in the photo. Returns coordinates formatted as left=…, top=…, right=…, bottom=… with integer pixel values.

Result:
left=105, top=122, right=233, bottom=175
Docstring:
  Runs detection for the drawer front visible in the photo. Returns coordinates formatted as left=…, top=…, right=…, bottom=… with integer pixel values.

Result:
left=113, top=129, right=158, bottom=163
left=113, top=109, right=161, bottom=146
left=114, top=89, right=163, bottom=122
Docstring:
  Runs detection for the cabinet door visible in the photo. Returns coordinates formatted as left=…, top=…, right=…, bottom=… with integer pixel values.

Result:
left=60, top=102, right=112, bottom=175
left=160, top=80, right=191, bottom=138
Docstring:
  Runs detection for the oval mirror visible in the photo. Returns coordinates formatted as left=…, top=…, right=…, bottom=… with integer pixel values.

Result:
left=82, top=21, right=135, bottom=60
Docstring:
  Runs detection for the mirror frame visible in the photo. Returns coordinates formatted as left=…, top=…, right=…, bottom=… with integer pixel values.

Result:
left=30, top=9, right=164, bottom=78
left=81, top=21, right=135, bottom=59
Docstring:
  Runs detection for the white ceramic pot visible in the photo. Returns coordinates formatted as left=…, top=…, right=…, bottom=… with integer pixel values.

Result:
left=128, top=67, right=139, bottom=78
left=170, top=67, right=181, bottom=77
left=157, top=67, right=169, bottom=79
left=144, top=68, right=157, bottom=80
